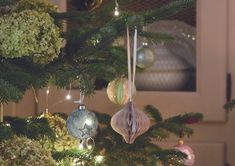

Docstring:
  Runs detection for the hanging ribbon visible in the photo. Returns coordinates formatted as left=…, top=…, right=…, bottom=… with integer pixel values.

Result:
left=74, top=90, right=85, bottom=105
left=0, top=103, right=3, bottom=123
left=132, top=27, right=137, bottom=87
left=126, top=26, right=137, bottom=102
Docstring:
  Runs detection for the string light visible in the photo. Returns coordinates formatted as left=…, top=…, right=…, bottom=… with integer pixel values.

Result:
left=46, top=87, right=50, bottom=94
left=45, top=86, right=50, bottom=113
left=114, top=0, right=120, bottom=16
left=142, top=26, right=149, bottom=46
left=78, top=142, right=84, bottom=149
left=78, top=137, right=95, bottom=151
left=95, top=155, right=104, bottom=163
left=65, top=84, right=72, bottom=100
left=66, top=94, right=71, bottom=100
left=87, top=145, right=93, bottom=150
left=86, top=137, right=95, bottom=151
left=142, top=42, right=148, bottom=46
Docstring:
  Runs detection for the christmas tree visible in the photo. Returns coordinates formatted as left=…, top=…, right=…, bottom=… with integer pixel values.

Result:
left=0, top=106, right=202, bottom=166
left=0, top=0, right=195, bottom=99
left=0, top=0, right=201, bottom=165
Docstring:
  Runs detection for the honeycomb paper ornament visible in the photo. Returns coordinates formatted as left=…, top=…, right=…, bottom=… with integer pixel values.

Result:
left=111, top=101, right=150, bottom=144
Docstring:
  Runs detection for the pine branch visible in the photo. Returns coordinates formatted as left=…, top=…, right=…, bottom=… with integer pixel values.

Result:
left=145, top=105, right=202, bottom=138
left=144, top=105, right=163, bottom=122
left=161, top=122, right=194, bottom=137
left=0, top=79, right=22, bottom=103
left=148, top=128, right=169, bottom=140
left=0, top=0, right=16, bottom=6
left=139, top=31, right=174, bottom=42
left=0, top=124, right=13, bottom=140
left=153, top=149, right=187, bottom=166
left=143, top=0, right=195, bottom=24
left=52, top=149, right=92, bottom=162
left=224, top=99, right=235, bottom=111
left=165, top=112, right=203, bottom=124
left=93, top=112, right=111, bottom=125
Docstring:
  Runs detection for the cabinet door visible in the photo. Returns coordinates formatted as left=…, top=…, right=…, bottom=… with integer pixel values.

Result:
left=131, top=0, right=227, bottom=122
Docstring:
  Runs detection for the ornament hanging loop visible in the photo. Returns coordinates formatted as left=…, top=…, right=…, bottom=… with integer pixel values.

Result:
left=74, top=90, right=85, bottom=106
left=126, top=26, right=137, bottom=102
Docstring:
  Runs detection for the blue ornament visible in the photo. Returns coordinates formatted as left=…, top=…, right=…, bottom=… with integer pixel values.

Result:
left=66, top=105, right=98, bottom=140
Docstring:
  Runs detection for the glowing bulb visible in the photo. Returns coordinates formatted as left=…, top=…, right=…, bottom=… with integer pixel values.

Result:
left=85, top=119, right=92, bottom=126
left=114, top=0, right=120, bottom=16
left=95, top=155, right=104, bottom=163
left=78, top=143, right=84, bottom=149
left=5, top=123, right=10, bottom=127
left=114, top=7, right=120, bottom=16
left=46, top=89, right=49, bottom=94
left=66, top=94, right=71, bottom=100
left=142, top=42, right=148, bottom=46
left=87, top=145, right=93, bottom=150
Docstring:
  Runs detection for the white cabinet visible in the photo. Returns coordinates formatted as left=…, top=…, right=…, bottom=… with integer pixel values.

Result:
left=84, top=0, right=228, bottom=122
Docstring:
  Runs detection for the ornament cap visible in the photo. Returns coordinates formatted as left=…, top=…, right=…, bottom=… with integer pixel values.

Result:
left=178, top=138, right=184, bottom=145
left=78, top=104, right=86, bottom=110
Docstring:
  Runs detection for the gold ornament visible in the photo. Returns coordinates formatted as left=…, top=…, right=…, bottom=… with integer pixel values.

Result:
left=107, top=77, right=136, bottom=105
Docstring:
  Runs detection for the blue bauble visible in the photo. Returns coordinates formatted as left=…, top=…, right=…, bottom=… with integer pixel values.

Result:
left=66, top=105, right=98, bottom=140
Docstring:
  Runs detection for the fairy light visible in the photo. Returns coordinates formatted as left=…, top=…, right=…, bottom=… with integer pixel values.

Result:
left=87, top=145, right=93, bottom=150
left=46, top=88, right=50, bottom=94
left=95, top=155, right=104, bottom=163
left=66, top=94, right=71, bottom=100
left=78, top=140, right=85, bottom=149
left=114, top=0, right=120, bottom=16
left=65, top=84, right=72, bottom=100
left=142, top=26, right=149, bottom=46
left=45, top=86, right=50, bottom=113
left=78, top=143, right=84, bottom=149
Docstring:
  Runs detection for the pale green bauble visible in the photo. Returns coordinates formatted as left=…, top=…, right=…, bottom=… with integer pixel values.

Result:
left=136, top=46, right=156, bottom=69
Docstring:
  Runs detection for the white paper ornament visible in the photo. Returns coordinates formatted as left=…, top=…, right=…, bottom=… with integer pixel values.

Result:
left=111, top=101, right=150, bottom=144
